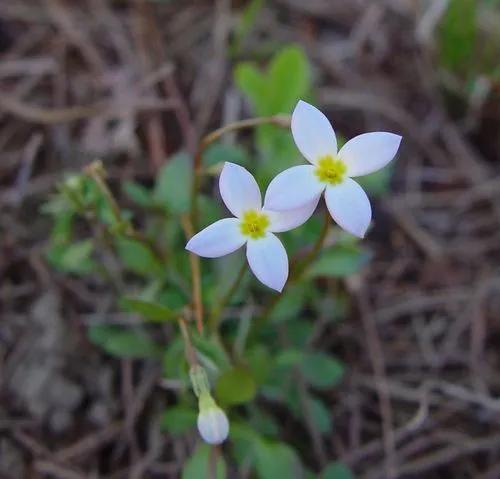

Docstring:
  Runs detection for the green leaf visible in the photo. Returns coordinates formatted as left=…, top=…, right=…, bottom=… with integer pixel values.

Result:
left=123, top=181, right=154, bottom=207
left=154, top=152, right=192, bottom=214
left=216, top=367, right=256, bottom=405
left=268, top=46, right=310, bottom=114
left=119, top=297, right=176, bottom=322
left=162, top=336, right=188, bottom=380
left=234, top=63, right=268, bottom=114
left=301, top=352, right=345, bottom=389
left=439, top=0, right=477, bottom=71
left=182, top=444, right=227, bottom=479
left=307, top=244, right=371, bottom=279
left=254, top=441, right=303, bottom=479
left=321, top=462, right=355, bottom=479
left=234, top=45, right=310, bottom=117
left=88, top=325, right=161, bottom=359
left=274, top=349, right=303, bottom=369
left=246, top=345, right=272, bottom=385
left=192, top=334, right=230, bottom=372
left=47, top=240, right=97, bottom=274
left=269, top=284, right=309, bottom=322
left=308, top=396, right=332, bottom=434
left=115, top=236, right=163, bottom=277
left=161, top=405, right=197, bottom=436
left=203, top=142, right=250, bottom=169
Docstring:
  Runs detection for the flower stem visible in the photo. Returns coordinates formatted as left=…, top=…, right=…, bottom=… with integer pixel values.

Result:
left=184, top=114, right=291, bottom=335
left=178, top=316, right=198, bottom=366
left=181, top=215, right=204, bottom=335
left=208, top=259, right=247, bottom=332
left=292, top=208, right=331, bottom=279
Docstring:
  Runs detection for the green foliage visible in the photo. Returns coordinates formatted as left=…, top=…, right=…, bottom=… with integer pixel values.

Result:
left=307, top=395, right=333, bottom=434
left=115, top=237, right=163, bottom=277
left=42, top=40, right=382, bottom=476
left=301, top=352, right=345, bottom=389
left=161, top=405, right=197, bottom=436
left=322, top=462, right=356, bottom=479
left=182, top=444, right=227, bottom=479
left=47, top=239, right=97, bottom=275
left=216, top=367, right=257, bottom=405
left=234, top=45, right=312, bottom=181
left=269, top=283, right=311, bottom=322
left=306, top=243, right=371, bottom=279
left=88, top=325, right=161, bottom=359
left=154, top=152, right=192, bottom=214
left=357, top=165, right=394, bottom=197
left=119, top=297, right=177, bottom=322
left=203, top=142, right=250, bottom=169
left=254, top=440, right=303, bottom=479
left=439, top=0, right=477, bottom=71
left=235, top=46, right=310, bottom=115
left=123, top=181, right=154, bottom=207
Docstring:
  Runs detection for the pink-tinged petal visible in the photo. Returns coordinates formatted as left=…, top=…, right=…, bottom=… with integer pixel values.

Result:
left=325, top=178, right=371, bottom=238
left=264, top=196, right=320, bottom=233
left=264, top=165, right=325, bottom=211
left=186, top=218, right=246, bottom=258
left=291, top=100, right=337, bottom=164
left=219, top=162, right=261, bottom=217
left=338, top=132, right=402, bottom=177
left=246, top=233, right=288, bottom=292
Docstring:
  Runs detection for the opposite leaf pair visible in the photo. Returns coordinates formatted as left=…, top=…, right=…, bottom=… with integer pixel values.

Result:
left=186, top=100, right=402, bottom=292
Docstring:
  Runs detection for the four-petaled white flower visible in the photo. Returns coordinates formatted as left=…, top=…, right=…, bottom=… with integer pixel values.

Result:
left=265, top=100, right=402, bottom=238
left=186, top=162, right=318, bottom=292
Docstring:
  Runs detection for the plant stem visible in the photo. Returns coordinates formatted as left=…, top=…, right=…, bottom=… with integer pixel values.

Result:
left=180, top=215, right=204, bottom=335
left=183, top=114, right=291, bottom=335
left=208, top=259, right=247, bottom=332
left=178, top=316, right=198, bottom=366
left=292, top=208, right=331, bottom=279
left=84, top=160, right=167, bottom=264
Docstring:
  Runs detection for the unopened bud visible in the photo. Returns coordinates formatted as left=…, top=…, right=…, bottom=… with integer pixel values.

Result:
left=197, top=392, right=229, bottom=445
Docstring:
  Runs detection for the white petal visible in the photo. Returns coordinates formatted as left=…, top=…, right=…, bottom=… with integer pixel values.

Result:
left=197, top=407, right=229, bottom=445
left=219, top=162, right=261, bottom=217
left=325, top=178, right=372, bottom=238
left=246, top=233, right=288, bottom=292
left=264, top=196, right=320, bottom=233
left=338, top=132, right=402, bottom=177
left=291, top=100, right=337, bottom=164
left=186, top=218, right=246, bottom=258
left=264, top=165, right=325, bottom=211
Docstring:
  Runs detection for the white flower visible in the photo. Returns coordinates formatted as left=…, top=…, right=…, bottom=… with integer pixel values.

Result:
left=197, top=393, right=229, bottom=445
left=186, top=162, right=318, bottom=292
left=265, top=100, right=402, bottom=238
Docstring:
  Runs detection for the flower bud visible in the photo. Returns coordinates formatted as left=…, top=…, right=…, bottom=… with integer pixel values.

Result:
left=197, top=392, right=229, bottom=445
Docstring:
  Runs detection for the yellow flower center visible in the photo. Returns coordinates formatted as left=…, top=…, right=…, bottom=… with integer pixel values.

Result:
left=315, top=155, right=347, bottom=185
left=240, top=210, right=269, bottom=240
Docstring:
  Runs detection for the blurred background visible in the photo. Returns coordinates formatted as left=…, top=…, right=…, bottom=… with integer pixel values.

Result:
left=1, top=0, right=500, bottom=478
